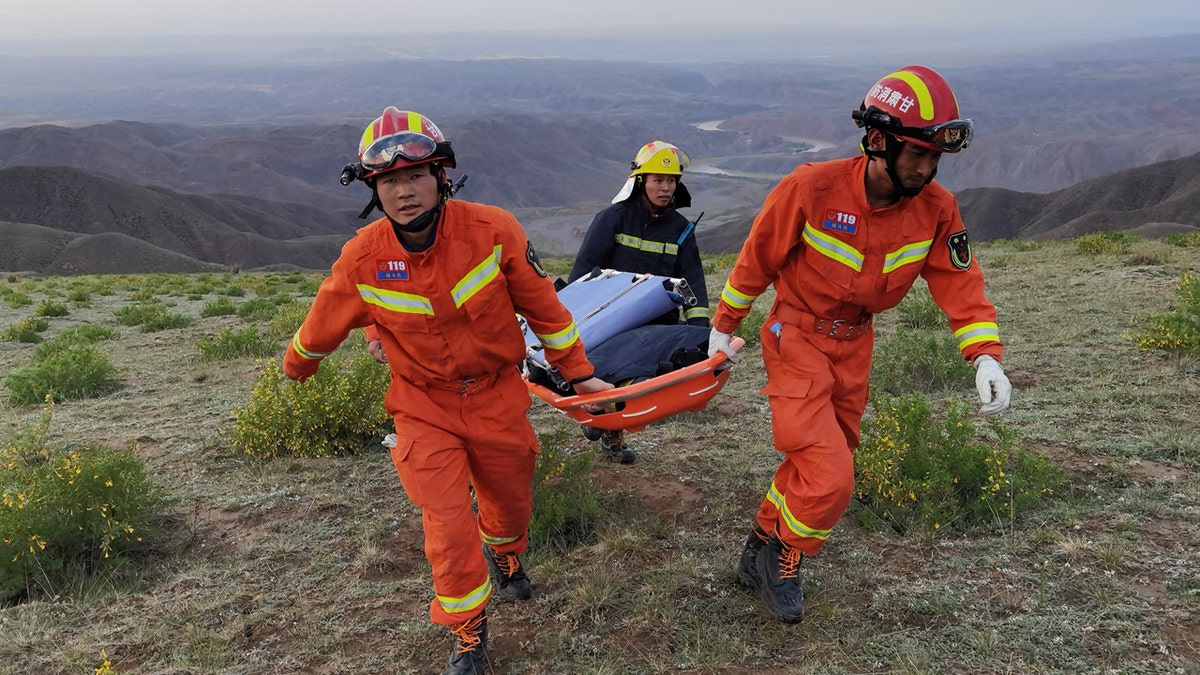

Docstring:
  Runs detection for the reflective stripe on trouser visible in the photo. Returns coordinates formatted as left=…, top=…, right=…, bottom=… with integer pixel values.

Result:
left=387, top=369, right=538, bottom=626
left=754, top=309, right=872, bottom=557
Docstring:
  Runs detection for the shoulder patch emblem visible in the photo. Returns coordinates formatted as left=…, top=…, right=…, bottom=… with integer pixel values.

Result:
left=526, top=242, right=549, bottom=277
left=947, top=230, right=972, bottom=270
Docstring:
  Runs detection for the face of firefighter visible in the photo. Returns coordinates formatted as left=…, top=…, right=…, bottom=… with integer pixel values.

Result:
left=891, top=140, right=942, bottom=189
left=376, top=163, right=440, bottom=227
left=641, top=173, right=678, bottom=211
left=865, top=130, right=943, bottom=203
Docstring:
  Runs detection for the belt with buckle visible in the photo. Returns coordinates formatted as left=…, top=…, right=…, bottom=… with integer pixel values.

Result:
left=423, top=372, right=502, bottom=395
left=774, top=303, right=873, bottom=341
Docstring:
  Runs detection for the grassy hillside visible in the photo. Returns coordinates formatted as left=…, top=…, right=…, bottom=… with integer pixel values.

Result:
left=0, top=240, right=1198, bottom=674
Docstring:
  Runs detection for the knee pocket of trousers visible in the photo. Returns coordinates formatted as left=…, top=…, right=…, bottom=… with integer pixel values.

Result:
left=389, top=436, right=427, bottom=508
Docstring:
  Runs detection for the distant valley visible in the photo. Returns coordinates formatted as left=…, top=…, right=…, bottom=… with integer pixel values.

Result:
left=0, top=33, right=1198, bottom=273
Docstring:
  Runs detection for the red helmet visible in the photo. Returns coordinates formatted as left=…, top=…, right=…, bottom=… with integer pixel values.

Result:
left=853, top=65, right=972, bottom=153
left=356, top=107, right=456, bottom=180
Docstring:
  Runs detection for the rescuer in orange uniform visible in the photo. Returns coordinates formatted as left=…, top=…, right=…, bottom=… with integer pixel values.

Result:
left=706, top=66, right=1012, bottom=623
left=283, top=107, right=612, bottom=675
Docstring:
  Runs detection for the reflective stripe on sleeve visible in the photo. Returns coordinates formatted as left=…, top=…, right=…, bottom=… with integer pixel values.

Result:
left=291, top=331, right=332, bottom=360
left=720, top=281, right=756, bottom=310
left=534, top=321, right=581, bottom=351
left=954, top=321, right=1000, bottom=352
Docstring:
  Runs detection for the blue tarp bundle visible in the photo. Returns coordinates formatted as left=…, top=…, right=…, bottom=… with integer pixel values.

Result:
left=524, top=271, right=684, bottom=367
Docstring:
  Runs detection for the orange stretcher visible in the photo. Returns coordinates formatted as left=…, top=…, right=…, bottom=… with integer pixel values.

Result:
left=521, top=269, right=744, bottom=432
left=524, top=336, right=744, bottom=432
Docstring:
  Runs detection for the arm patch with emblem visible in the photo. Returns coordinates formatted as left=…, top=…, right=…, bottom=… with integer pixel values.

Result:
left=526, top=242, right=549, bottom=277
left=947, top=230, right=972, bottom=270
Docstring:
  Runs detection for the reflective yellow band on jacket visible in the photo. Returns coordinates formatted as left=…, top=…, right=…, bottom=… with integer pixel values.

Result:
left=684, top=306, right=711, bottom=321
left=766, top=482, right=832, bottom=541
left=720, top=281, right=756, bottom=310
left=453, top=245, right=502, bottom=308
left=357, top=284, right=434, bottom=315
left=882, top=239, right=933, bottom=274
left=291, top=332, right=331, bottom=360
left=615, top=233, right=679, bottom=256
left=954, top=321, right=1000, bottom=351
left=480, top=530, right=520, bottom=546
left=438, top=578, right=492, bottom=614
left=803, top=222, right=864, bottom=272
left=534, top=321, right=580, bottom=351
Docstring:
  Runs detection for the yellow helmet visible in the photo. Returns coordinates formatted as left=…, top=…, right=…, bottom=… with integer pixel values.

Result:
left=629, top=140, right=691, bottom=177
left=612, top=141, right=692, bottom=204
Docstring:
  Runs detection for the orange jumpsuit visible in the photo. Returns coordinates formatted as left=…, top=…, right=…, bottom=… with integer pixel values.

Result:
left=284, top=199, right=593, bottom=625
left=712, top=155, right=1003, bottom=556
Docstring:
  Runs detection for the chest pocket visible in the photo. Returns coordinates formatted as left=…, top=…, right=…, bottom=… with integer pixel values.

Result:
left=802, top=222, right=861, bottom=290
left=451, top=246, right=509, bottom=322
left=883, top=238, right=933, bottom=295
left=358, top=283, right=434, bottom=334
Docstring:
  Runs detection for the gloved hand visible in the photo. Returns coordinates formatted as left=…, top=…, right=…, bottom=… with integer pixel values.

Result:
left=707, top=328, right=740, bottom=363
left=973, top=355, right=1011, bottom=416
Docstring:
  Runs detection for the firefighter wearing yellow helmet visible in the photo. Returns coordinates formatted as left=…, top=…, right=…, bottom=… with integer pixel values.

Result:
left=568, top=140, right=711, bottom=464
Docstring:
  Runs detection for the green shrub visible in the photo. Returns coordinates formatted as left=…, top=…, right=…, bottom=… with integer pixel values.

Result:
left=268, top=302, right=311, bottom=340
left=139, top=312, right=192, bottom=332
left=113, top=302, right=168, bottom=326
left=113, top=303, right=191, bottom=332
left=871, top=327, right=973, bottom=396
left=529, top=427, right=601, bottom=554
left=855, top=393, right=1064, bottom=533
left=129, top=289, right=156, bottom=302
left=0, top=318, right=51, bottom=344
left=228, top=350, right=391, bottom=459
left=67, top=288, right=91, bottom=305
left=1074, top=230, right=1139, bottom=255
left=199, top=297, right=238, bottom=317
left=197, top=326, right=280, bottom=361
left=0, top=403, right=167, bottom=603
left=33, top=301, right=68, bottom=318
left=1130, top=270, right=1200, bottom=357
left=1163, top=231, right=1200, bottom=248
left=5, top=347, right=121, bottom=405
left=33, top=325, right=119, bottom=361
left=236, top=296, right=294, bottom=321
left=896, top=288, right=945, bottom=330
left=3, top=290, right=32, bottom=309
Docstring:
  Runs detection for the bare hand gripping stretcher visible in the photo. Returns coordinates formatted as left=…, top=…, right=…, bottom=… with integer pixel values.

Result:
left=521, top=269, right=744, bottom=432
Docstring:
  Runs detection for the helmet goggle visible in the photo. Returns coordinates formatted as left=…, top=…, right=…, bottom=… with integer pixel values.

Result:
left=853, top=106, right=974, bottom=152
left=360, top=132, right=440, bottom=172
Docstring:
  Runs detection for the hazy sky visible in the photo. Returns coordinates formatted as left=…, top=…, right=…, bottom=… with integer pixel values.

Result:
left=4, top=0, right=1199, bottom=45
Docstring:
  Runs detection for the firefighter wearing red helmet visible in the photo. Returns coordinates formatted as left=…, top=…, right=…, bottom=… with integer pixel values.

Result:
left=286, top=107, right=613, bottom=674
left=707, top=66, right=1011, bottom=623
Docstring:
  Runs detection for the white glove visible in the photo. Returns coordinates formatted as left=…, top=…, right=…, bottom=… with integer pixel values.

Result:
left=973, top=355, right=1011, bottom=416
left=707, top=328, right=741, bottom=363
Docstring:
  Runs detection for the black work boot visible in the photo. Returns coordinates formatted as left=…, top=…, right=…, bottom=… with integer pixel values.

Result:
left=443, top=613, right=487, bottom=675
left=483, top=543, right=532, bottom=600
left=754, top=534, right=805, bottom=623
left=600, top=429, right=635, bottom=464
left=737, top=526, right=769, bottom=589
left=582, top=425, right=604, bottom=442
